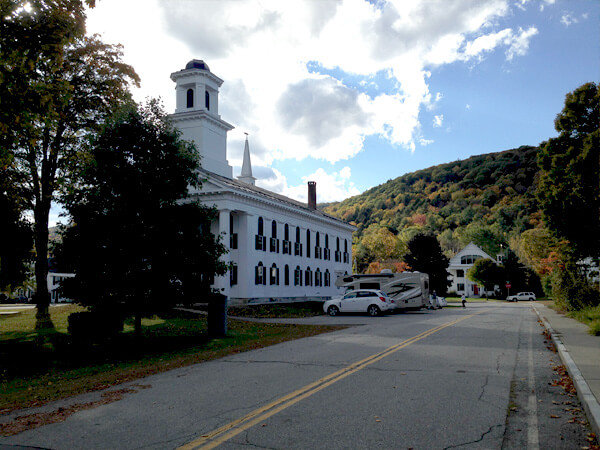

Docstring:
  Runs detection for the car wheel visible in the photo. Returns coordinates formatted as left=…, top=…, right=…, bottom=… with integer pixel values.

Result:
left=529, top=297, right=534, bottom=301
left=327, top=305, right=339, bottom=316
left=367, top=305, right=380, bottom=317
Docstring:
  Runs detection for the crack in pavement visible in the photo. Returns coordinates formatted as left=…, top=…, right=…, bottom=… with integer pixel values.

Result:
left=443, top=424, right=503, bottom=449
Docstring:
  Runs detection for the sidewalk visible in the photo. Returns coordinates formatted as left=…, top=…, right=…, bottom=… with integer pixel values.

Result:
left=532, top=302, right=600, bottom=437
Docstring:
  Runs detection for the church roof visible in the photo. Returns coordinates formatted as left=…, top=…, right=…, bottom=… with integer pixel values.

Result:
left=197, top=168, right=355, bottom=230
left=185, top=59, right=210, bottom=71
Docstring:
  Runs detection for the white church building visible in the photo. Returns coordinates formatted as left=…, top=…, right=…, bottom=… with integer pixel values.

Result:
left=170, top=60, right=355, bottom=305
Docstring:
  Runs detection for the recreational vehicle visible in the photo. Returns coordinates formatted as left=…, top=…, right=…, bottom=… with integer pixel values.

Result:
left=335, top=271, right=430, bottom=311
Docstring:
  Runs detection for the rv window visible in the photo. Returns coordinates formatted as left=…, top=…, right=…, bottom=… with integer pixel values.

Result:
left=424, top=281, right=429, bottom=290
left=359, top=282, right=380, bottom=289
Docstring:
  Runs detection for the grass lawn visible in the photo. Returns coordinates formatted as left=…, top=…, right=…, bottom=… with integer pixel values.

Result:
left=566, top=305, right=600, bottom=336
left=0, top=305, right=345, bottom=414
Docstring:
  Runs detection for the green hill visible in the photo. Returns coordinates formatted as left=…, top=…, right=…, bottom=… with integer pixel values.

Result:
left=323, top=145, right=541, bottom=267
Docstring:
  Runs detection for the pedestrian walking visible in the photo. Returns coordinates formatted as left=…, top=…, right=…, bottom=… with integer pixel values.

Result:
left=461, top=293, right=466, bottom=308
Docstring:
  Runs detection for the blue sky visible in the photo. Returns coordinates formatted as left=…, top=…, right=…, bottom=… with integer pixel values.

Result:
left=81, top=0, right=599, bottom=211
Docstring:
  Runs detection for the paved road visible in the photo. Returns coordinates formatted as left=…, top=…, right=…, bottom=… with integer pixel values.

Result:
left=1, top=303, right=594, bottom=449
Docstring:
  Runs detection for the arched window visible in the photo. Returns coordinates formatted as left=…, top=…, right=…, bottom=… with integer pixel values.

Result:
left=325, top=269, right=331, bottom=287
left=294, top=227, right=302, bottom=256
left=270, top=263, right=279, bottom=285
left=205, top=90, right=210, bottom=110
left=461, top=255, right=482, bottom=265
left=284, top=264, right=290, bottom=286
left=336, top=237, right=340, bottom=251
left=305, top=266, right=312, bottom=286
left=271, top=220, right=277, bottom=238
left=315, top=268, right=322, bottom=287
left=186, top=89, right=194, bottom=108
left=284, top=224, right=289, bottom=241
left=255, top=262, right=265, bottom=285
left=255, top=217, right=266, bottom=251
left=324, top=234, right=330, bottom=260
left=306, top=229, right=311, bottom=258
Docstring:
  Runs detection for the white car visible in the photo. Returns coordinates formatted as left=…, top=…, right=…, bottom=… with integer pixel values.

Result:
left=506, top=292, right=536, bottom=302
left=324, top=289, right=392, bottom=317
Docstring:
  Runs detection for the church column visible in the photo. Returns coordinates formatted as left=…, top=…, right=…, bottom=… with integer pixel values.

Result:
left=214, top=209, right=231, bottom=297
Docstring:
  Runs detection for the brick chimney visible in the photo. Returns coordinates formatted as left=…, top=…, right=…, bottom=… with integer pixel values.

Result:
left=308, top=181, right=317, bottom=210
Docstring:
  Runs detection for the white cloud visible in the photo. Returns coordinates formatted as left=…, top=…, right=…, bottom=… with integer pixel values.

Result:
left=505, top=27, right=538, bottom=60
left=561, top=13, right=578, bottom=27
left=256, top=167, right=360, bottom=203
left=433, top=115, right=444, bottom=127
left=86, top=0, right=543, bottom=169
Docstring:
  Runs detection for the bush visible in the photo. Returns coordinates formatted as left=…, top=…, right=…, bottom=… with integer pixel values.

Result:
left=68, top=310, right=123, bottom=340
left=551, top=265, right=600, bottom=311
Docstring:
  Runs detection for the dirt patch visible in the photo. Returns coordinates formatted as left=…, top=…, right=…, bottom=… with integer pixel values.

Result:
left=0, top=384, right=151, bottom=437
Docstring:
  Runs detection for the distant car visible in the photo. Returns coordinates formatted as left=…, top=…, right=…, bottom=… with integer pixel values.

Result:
left=506, top=292, right=536, bottom=302
left=324, top=289, right=392, bottom=317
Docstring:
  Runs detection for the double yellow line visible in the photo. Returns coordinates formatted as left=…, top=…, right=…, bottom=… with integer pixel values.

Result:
left=180, top=310, right=485, bottom=449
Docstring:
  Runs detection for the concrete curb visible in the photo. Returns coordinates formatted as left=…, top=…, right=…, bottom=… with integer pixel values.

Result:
left=532, top=304, right=600, bottom=437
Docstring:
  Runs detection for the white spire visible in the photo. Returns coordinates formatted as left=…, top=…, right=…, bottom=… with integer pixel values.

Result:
left=237, top=134, right=256, bottom=185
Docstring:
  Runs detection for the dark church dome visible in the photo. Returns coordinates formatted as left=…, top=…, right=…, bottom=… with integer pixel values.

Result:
left=185, top=60, right=210, bottom=71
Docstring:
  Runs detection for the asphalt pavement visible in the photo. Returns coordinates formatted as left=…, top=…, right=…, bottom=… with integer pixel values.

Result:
left=531, top=302, right=600, bottom=437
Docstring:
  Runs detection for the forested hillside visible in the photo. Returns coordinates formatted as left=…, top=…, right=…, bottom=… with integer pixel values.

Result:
left=323, top=145, right=541, bottom=269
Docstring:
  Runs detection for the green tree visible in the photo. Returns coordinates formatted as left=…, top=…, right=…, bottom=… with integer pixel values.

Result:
left=537, top=82, right=599, bottom=309
left=1, top=1, right=139, bottom=326
left=537, top=82, right=599, bottom=259
left=467, top=258, right=503, bottom=296
left=57, top=101, right=228, bottom=335
left=404, top=233, right=451, bottom=295
left=0, top=166, right=32, bottom=291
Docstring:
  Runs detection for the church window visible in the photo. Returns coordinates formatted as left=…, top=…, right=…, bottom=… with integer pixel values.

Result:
left=229, top=213, right=238, bottom=249
left=283, top=224, right=291, bottom=254
left=315, top=232, right=322, bottom=259
left=335, top=237, right=341, bottom=262
left=284, top=265, right=290, bottom=285
left=295, top=227, right=303, bottom=256
left=186, top=89, right=194, bottom=108
left=315, top=268, right=322, bottom=287
left=306, top=230, right=311, bottom=258
left=230, top=264, right=238, bottom=286
left=294, top=266, right=302, bottom=286
left=305, top=267, right=313, bottom=286
left=324, top=269, right=331, bottom=287
left=270, top=263, right=279, bottom=285
left=270, top=220, right=279, bottom=253
left=324, top=234, right=330, bottom=260
left=255, top=217, right=266, bottom=251
left=205, top=90, right=210, bottom=110
left=343, top=239, right=349, bottom=264
left=255, top=262, right=266, bottom=285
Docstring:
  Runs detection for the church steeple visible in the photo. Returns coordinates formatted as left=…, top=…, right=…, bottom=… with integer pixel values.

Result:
left=170, top=60, right=234, bottom=178
left=238, top=134, right=256, bottom=186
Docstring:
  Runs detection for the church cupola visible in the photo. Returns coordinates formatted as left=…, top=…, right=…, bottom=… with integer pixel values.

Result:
left=170, top=60, right=234, bottom=178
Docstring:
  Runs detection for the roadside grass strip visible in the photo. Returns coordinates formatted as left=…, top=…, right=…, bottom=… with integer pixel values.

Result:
left=180, top=309, right=488, bottom=450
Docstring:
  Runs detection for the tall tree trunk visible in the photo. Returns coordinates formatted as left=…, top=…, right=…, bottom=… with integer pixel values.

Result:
left=33, top=155, right=54, bottom=330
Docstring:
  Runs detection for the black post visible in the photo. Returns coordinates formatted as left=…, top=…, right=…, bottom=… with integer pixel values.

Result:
left=208, top=293, right=228, bottom=337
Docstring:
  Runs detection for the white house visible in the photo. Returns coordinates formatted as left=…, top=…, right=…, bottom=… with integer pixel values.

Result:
left=170, top=60, right=355, bottom=305
left=447, top=242, right=499, bottom=297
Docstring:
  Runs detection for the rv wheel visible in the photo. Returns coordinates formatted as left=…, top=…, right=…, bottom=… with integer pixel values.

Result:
left=328, top=306, right=339, bottom=316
